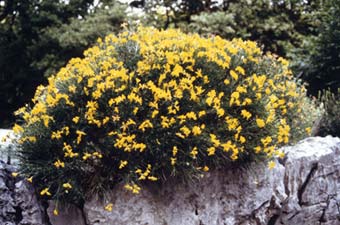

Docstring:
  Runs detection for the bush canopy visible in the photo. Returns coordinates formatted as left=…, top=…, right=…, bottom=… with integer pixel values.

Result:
left=14, top=27, right=315, bottom=206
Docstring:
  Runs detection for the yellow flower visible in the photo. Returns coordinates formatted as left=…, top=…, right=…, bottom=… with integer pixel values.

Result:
left=27, top=136, right=37, bottom=142
left=72, top=116, right=80, bottom=124
left=203, top=166, right=209, bottom=172
left=216, top=108, right=225, bottom=117
left=102, top=117, right=110, bottom=125
left=241, top=109, right=252, bottom=120
left=138, top=120, right=153, bottom=132
left=268, top=160, right=276, bottom=170
left=124, top=183, right=141, bottom=194
left=190, top=146, right=198, bottom=159
left=82, top=152, right=91, bottom=161
left=13, top=124, right=24, bottom=134
left=224, top=79, right=230, bottom=85
left=210, top=134, right=221, bottom=147
left=207, top=147, right=216, bottom=156
left=68, top=85, right=76, bottom=93
left=254, top=146, right=261, bottom=153
left=256, top=118, right=265, bottom=128
left=305, top=127, right=311, bottom=135
left=235, top=66, right=245, bottom=75
left=62, top=183, right=72, bottom=189
left=51, top=130, right=62, bottom=140
left=104, top=203, right=113, bottom=212
left=151, top=110, right=159, bottom=118
left=119, top=160, right=128, bottom=169
left=229, top=91, right=240, bottom=106
left=93, top=151, right=103, bottom=158
left=230, top=70, right=238, bottom=80
left=133, top=107, right=139, bottom=115
left=170, top=157, right=176, bottom=165
left=242, top=98, right=252, bottom=106
left=148, top=176, right=158, bottom=181
left=11, top=172, right=18, bottom=177
left=261, top=136, right=272, bottom=147
left=192, top=126, right=202, bottom=136
left=27, top=176, right=33, bottom=183
left=76, top=130, right=86, bottom=144
left=180, top=126, right=191, bottom=137
left=54, top=159, right=65, bottom=168
left=275, top=150, right=285, bottom=159
left=239, top=136, right=246, bottom=144
left=53, top=209, right=59, bottom=216
left=198, top=110, right=206, bottom=117
left=172, top=146, right=178, bottom=156
left=40, top=188, right=51, bottom=196
left=41, top=115, right=53, bottom=127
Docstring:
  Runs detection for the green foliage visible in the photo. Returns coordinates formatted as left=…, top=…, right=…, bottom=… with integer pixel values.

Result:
left=136, top=0, right=338, bottom=97
left=0, top=0, right=127, bottom=127
left=36, top=3, right=128, bottom=78
left=190, top=0, right=323, bottom=57
left=137, top=0, right=219, bottom=29
left=314, top=89, right=340, bottom=137
left=136, top=0, right=323, bottom=58
left=299, top=0, right=340, bottom=96
left=14, top=27, right=316, bottom=206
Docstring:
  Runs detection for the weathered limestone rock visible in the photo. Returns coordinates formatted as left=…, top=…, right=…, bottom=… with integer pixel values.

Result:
left=0, top=129, right=16, bottom=164
left=0, top=162, right=17, bottom=225
left=1, top=130, right=339, bottom=225
left=85, top=163, right=286, bottom=225
left=0, top=161, right=47, bottom=225
left=83, top=136, right=340, bottom=225
left=278, top=136, right=340, bottom=224
left=47, top=201, right=86, bottom=225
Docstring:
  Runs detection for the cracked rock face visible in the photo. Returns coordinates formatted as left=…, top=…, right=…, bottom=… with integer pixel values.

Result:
left=0, top=161, right=47, bottom=225
left=83, top=136, right=340, bottom=225
left=1, top=131, right=340, bottom=225
left=278, top=136, right=340, bottom=224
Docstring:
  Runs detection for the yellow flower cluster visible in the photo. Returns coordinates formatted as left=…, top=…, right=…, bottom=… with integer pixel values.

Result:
left=14, top=27, right=314, bottom=204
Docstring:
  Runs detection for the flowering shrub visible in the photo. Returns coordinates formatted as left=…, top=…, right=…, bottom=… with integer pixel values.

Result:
left=14, top=27, right=316, bottom=206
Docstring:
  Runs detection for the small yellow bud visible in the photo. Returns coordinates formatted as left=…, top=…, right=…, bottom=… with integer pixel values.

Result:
left=53, top=209, right=59, bottom=216
left=104, top=203, right=113, bottom=212
left=268, top=161, right=276, bottom=170
left=11, top=172, right=18, bottom=177
left=27, top=176, right=33, bottom=183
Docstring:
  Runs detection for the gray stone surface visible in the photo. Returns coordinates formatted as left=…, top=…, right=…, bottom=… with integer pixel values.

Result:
left=0, top=129, right=17, bottom=165
left=1, top=134, right=340, bottom=225
left=47, top=201, right=86, bottom=225
left=277, top=136, right=340, bottom=225
left=84, top=163, right=286, bottom=225
left=0, top=161, right=47, bottom=225
left=0, top=162, right=17, bottom=225
left=83, top=136, right=340, bottom=225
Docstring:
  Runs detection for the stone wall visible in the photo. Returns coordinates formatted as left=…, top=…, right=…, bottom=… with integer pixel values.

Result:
left=1, top=131, right=339, bottom=225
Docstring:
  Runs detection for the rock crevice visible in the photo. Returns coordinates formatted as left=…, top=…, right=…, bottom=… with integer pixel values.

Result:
left=297, top=162, right=319, bottom=206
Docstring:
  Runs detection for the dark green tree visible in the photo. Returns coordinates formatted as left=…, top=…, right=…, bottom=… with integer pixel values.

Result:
left=0, top=0, right=127, bottom=127
left=301, top=0, right=340, bottom=95
left=188, top=0, right=323, bottom=57
left=136, top=0, right=219, bottom=29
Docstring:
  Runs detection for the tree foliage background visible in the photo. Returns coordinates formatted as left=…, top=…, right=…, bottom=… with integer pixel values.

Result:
left=0, top=0, right=127, bottom=127
left=0, top=0, right=339, bottom=128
